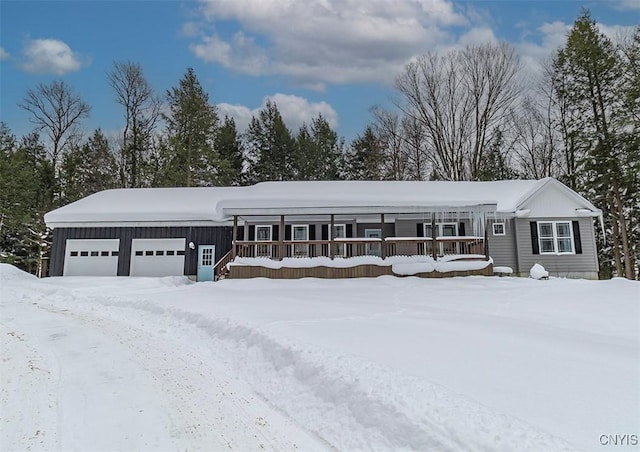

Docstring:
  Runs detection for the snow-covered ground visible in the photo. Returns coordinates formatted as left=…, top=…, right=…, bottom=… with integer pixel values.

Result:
left=1, top=264, right=638, bottom=451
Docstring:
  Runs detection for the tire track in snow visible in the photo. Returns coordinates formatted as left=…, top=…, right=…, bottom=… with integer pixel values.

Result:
left=62, top=294, right=576, bottom=452
left=35, top=302, right=325, bottom=451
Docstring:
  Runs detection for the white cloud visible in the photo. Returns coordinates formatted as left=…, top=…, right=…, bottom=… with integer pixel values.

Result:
left=217, top=93, right=338, bottom=133
left=190, top=0, right=465, bottom=85
left=21, top=38, right=86, bottom=75
left=614, top=0, right=640, bottom=11
left=0, top=47, right=9, bottom=60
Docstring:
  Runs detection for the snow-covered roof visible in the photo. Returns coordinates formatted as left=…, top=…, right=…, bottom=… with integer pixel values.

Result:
left=44, top=178, right=600, bottom=228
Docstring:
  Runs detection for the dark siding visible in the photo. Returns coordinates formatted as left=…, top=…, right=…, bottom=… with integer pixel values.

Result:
left=50, top=226, right=233, bottom=277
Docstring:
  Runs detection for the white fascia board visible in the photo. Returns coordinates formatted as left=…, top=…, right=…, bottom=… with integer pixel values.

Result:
left=46, top=220, right=233, bottom=229
left=223, top=203, right=498, bottom=217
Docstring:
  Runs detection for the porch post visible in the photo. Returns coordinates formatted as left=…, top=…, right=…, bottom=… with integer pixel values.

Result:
left=280, top=215, right=285, bottom=260
left=232, top=215, right=238, bottom=259
left=380, top=213, right=386, bottom=258
left=431, top=212, right=437, bottom=260
left=484, top=214, right=489, bottom=260
left=330, top=214, right=335, bottom=259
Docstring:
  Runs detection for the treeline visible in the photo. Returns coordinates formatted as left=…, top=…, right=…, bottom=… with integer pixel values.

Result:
left=1, top=11, right=637, bottom=278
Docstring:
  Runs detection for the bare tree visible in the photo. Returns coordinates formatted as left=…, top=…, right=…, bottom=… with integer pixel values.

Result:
left=395, top=43, right=521, bottom=180
left=371, top=107, right=407, bottom=180
left=19, top=80, right=90, bottom=170
left=107, top=61, right=161, bottom=188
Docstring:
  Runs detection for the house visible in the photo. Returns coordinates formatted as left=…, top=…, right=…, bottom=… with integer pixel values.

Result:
left=44, top=177, right=602, bottom=280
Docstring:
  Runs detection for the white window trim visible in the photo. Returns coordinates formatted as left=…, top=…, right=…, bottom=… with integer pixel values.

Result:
left=331, top=224, right=346, bottom=239
left=291, top=224, right=309, bottom=241
left=538, top=221, right=575, bottom=255
left=493, top=222, right=506, bottom=236
left=423, top=222, right=459, bottom=238
left=254, top=224, right=273, bottom=257
left=331, top=224, right=347, bottom=257
left=255, top=225, right=272, bottom=241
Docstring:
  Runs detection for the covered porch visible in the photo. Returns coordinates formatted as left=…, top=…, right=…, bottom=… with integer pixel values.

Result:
left=215, top=203, right=496, bottom=280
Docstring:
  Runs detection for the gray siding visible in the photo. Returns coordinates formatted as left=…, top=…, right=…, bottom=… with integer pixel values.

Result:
left=356, top=223, right=395, bottom=238
left=486, top=219, right=518, bottom=270
left=50, top=226, right=233, bottom=277
left=514, top=217, right=599, bottom=278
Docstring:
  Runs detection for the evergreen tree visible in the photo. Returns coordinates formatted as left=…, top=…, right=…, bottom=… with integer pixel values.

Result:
left=552, top=10, right=636, bottom=278
left=163, top=68, right=220, bottom=186
left=245, top=101, right=296, bottom=182
left=476, top=129, right=517, bottom=181
left=215, top=116, right=244, bottom=186
left=345, top=126, right=384, bottom=180
left=59, top=129, right=119, bottom=204
left=294, top=114, right=342, bottom=180
left=0, top=128, right=53, bottom=274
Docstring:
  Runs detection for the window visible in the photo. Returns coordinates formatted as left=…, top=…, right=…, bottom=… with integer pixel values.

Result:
left=101, top=251, right=109, bottom=257
left=166, top=250, right=175, bottom=256
left=91, top=251, right=99, bottom=257
left=135, top=251, right=143, bottom=256
left=111, top=251, right=119, bottom=256
left=493, top=223, right=505, bottom=236
left=145, top=250, right=154, bottom=256
left=70, top=251, right=78, bottom=257
left=424, top=222, right=458, bottom=255
left=332, top=224, right=346, bottom=256
left=201, top=248, right=213, bottom=266
left=255, top=225, right=272, bottom=257
left=538, top=221, right=574, bottom=254
left=292, top=225, right=309, bottom=257
left=80, top=251, right=89, bottom=257
left=156, top=250, right=164, bottom=256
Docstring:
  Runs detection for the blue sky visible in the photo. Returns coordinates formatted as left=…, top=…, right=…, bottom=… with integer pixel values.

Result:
left=1, top=1, right=638, bottom=143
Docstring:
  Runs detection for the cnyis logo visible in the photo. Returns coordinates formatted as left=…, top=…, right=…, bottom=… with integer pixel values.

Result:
left=599, top=434, right=639, bottom=446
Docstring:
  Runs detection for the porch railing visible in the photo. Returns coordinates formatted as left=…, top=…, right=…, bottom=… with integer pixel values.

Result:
left=232, top=236, right=485, bottom=260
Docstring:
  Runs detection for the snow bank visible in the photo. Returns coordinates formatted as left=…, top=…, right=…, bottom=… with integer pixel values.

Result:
left=529, top=263, right=549, bottom=280
left=229, top=254, right=491, bottom=274
left=493, top=266, right=513, bottom=274
left=0, top=263, right=38, bottom=285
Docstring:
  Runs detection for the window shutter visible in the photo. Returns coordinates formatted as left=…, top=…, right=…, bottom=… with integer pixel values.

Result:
left=285, top=225, right=291, bottom=240
left=346, top=224, right=353, bottom=238
left=530, top=222, right=539, bottom=254
left=272, top=225, right=279, bottom=241
left=309, top=225, right=316, bottom=240
left=458, top=222, right=466, bottom=237
left=321, top=224, right=329, bottom=240
left=572, top=221, right=582, bottom=254
left=248, top=225, right=255, bottom=241
left=416, top=223, right=424, bottom=237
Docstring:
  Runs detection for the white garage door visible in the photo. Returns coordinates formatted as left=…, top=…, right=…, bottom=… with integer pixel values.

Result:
left=130, top=238, right=186, bottom=277
left=63, top=239, right=120, bottom=276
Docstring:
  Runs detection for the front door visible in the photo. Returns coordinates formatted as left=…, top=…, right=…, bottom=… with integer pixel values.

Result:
left=365, top=229, right=382, bottom=256
left=197, top=245, right=215, bottom=281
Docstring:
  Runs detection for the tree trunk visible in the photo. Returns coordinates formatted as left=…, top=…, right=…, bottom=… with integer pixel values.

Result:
left=608, top=190, right=624, bottom=277
left=613, top=178, right=633, bottom=279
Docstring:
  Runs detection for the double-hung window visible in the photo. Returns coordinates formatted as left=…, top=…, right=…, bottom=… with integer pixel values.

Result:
left=538, top=221, right=574, bottom=254
left=255, top=225, right=272, bottom=257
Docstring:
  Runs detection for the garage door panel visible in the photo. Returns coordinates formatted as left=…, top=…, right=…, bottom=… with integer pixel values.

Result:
left=130, top=238, right=186, bottom=277
left=64, top=239, right=120, bottom=276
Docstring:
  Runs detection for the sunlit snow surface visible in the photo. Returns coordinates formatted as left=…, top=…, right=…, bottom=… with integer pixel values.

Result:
left=1, top=264, right=638, bottom=451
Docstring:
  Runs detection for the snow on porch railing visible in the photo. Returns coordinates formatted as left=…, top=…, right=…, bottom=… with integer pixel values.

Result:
left=232, top=237, right=485, bottom=260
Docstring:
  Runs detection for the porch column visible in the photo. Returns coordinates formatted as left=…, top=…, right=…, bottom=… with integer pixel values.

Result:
left=232, top=215, right=238, bottom=259
left=279, top=215, right=285, bottom=260
left=330, top=214, right=335, bottom=259
left=380, top=213, right=386, bottom=259
left=484, top=214, right=489, bottom=260
left=431, top=212, right=437, bottom=260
